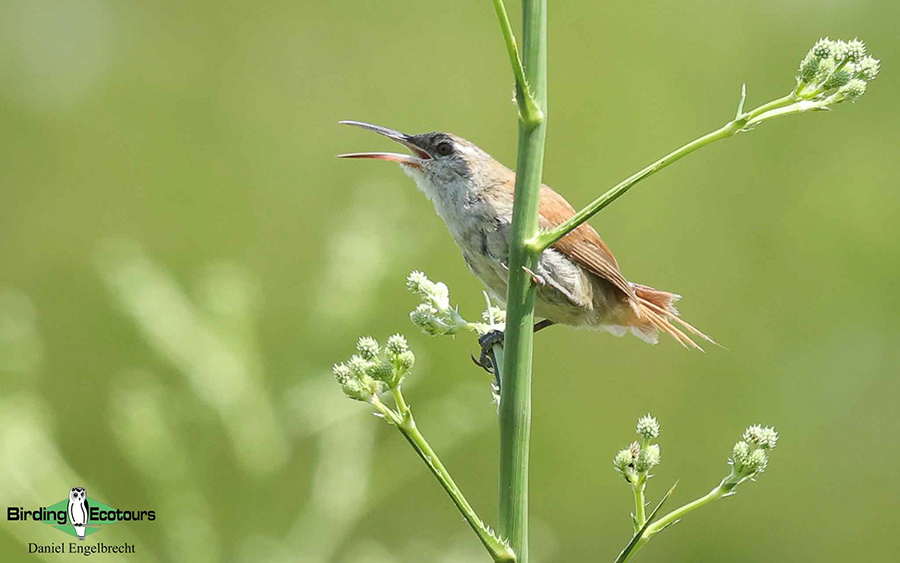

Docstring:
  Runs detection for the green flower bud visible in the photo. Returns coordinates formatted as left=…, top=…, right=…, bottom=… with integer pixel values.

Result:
left=636, top=414, right=660, bottom=440
left=385, top=333, right=409, bottom=357
left=406, top=270, right=435, bottom=298
left=482, top=305, right=506, bottom=324
left=799, top=53, right=820, bottom=83
left=858, top=56, right=880, bottom=81
left=356, top=336, right=380, bottom=361
left=368, top=360, right=396, bottom=385
left=845, top=39, right=866, bottom=63
left=635, top=444, right=661, bottom=472
left=613, top=448, right=634, bottom=473
left=811, top=38, right=833, bottom=60
left=743, top=425, right=779, bottom=449
left=831, top=40, right=848, bottom=62
left=347, top=355, right=372, bottom=378
left=732, top=440, right=750, bottom=467
left=815, top=58, right=836, bottom=83
left=744, top=449, right=768, bottom=473
left=340, top=376, right=373, bottom=402
left=823, top=69, right=851, bottom=91
left=395, top=350, right=416, bottom=373
left=332, top=362, right=351, bottom=384
left=839, top=79, right=867, bottom=102
left=410, top=303, right=439, bottom=332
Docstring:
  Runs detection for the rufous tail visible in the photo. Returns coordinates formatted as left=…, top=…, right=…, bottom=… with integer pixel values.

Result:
left=630, top=284, right=715, bottom=351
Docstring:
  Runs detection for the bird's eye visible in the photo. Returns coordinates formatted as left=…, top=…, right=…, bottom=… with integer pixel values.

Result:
left=436, top=142, right=453, bottom=156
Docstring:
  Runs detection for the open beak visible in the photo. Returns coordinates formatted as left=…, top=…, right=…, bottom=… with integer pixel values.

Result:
left=336, top=121, right=432, bottom=166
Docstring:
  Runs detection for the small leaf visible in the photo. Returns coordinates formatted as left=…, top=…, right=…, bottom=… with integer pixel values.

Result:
left=614, top=481, right=679, bottom=563
left=735, top=83, right=747, bottom=118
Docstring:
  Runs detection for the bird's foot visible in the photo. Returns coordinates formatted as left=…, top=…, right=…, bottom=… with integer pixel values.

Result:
left=472, top=329, right=505, bottom=375
left=470, top=321, right=555, bottom=397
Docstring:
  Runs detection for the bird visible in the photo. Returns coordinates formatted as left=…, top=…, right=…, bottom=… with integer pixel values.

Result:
left=338, top=121, right=712, bottom=352
left=67, top=487, right=90, bottom=540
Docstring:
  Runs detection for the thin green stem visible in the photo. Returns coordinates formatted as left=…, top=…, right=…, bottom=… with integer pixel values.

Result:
left=530, top=91, right=802, bottom=252
left=745, top=99, right=829, bottom=126
left=371, top=396, right=516, bottom=563
left=491, top=0, right=543, bottom=125
left=622, top=483, right=728, bottom=562
left=496, top=1, right=548, bottom=562
left=390, top=387, right=409, bottom=416
left=647, top=485, right=727, bottom=535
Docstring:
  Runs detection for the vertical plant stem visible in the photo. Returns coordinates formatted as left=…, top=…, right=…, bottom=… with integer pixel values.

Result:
left=632, top=479, right=647, bottom=532
left=497, top=1, right=547, bottom=562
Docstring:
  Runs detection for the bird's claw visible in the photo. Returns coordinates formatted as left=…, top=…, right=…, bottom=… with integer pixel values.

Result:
left=473, top=329, right=505, bottom=390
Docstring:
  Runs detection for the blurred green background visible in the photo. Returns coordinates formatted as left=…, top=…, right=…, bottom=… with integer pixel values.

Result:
left=1, top=1, right=898, bottom=561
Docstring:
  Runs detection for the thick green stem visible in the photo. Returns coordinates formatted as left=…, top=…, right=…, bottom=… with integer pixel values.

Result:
left=494, top=1, right=547, bottom=562
left=371, top=397, right=516, bottom=562
left=631, top=478, right=647, bottom=532
left=530, top=92, right=801, bottom=252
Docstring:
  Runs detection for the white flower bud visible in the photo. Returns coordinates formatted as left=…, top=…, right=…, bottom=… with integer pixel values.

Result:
left=635, top=444, right=661, bottom=472
left=811, top=38, right=833, bottom=60
left=406, top=270, right=435, bottom=297
left=845, top=39, right=866, bottom=63
left=636, top=414, right=660, bottom=440
left=613, top=448, right=634, bottom=473
left=743, top=425, right=779, bottom=449
left=858, top=56, right=880, bottom=81
left=385, top=333, right=409, bottom=357
left=839, top=79, right=867, bottom=102
left=356, top=336, right=380, bottom=361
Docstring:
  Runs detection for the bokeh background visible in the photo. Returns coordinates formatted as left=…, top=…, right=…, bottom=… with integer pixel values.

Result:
left=1, top=1, right=898, bottom=561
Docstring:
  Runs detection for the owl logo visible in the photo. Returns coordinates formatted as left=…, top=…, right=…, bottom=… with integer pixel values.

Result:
left=67, top=487, right=90, bottom=540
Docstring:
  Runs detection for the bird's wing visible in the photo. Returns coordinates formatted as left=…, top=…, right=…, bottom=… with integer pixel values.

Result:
left=538, top=185, right=637, bottom=301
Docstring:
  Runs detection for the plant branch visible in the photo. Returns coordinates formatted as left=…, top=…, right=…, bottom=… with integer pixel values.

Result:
left=615, top=481, right=678, bottom=563
left=621, top=483, right=728, bottom=561
left=495, top=1, right=547, bottom=562
left=491, top=0, right=543, bottom=125
left=371, top=396, right=516, bottom=563
left=529, top=90, right=804, bottom=252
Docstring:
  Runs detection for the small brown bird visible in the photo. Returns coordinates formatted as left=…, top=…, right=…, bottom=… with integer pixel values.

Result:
left=338, top=121, right=712, bottom=349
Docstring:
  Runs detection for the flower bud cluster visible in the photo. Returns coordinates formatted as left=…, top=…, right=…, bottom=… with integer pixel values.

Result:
left=614, top=414, right=662, bottom=484
left=333, top=334, right=415, bottom=401
left=407, top=271, right=470, bottom=336
left=482, top=303, right=506, bottom=326
left=722, top=424, right=778, bottom=492
left=797, top=37, right=879, bottom=104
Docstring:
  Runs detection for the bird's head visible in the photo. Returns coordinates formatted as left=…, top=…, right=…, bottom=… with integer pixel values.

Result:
left=337, top=121, right=499, bottom=190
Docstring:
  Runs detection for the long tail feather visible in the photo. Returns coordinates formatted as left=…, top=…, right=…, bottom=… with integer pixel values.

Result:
left=641, top=307, right=704, bottom=350
left=630, top=284, right=715, bottom=350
